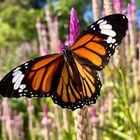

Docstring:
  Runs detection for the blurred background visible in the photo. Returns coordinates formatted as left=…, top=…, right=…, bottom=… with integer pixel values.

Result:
left=0, top=0, right=140, bottom=140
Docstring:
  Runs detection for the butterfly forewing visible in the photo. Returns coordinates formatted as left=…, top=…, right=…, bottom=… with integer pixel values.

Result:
left=0, top=54, right=63, bottom=98
left=70, top=14, right=128, bottom=70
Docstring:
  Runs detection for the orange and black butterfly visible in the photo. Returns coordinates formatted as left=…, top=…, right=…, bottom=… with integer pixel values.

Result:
left=0, top=14, right=128, bottom=110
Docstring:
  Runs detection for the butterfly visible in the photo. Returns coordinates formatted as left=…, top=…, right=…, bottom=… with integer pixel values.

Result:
left=0, top=14, right=128, bottom=110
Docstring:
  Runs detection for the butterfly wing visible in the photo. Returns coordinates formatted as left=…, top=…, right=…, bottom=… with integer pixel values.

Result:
left=0, top=52, right=100, bottom=110
left=51, top=59, right=101, bottom=110
left=70, top=14, right=128, bottom=70
left=0, top=14, right=128, bottom=110
left=0, top=54, right=64, bottom=98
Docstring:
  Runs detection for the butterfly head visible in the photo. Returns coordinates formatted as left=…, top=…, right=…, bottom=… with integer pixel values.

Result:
left=62, top=46, right=71, bottom=56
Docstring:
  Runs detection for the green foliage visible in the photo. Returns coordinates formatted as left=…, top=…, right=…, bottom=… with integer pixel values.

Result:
left=0, top=5, right=43, bottom=48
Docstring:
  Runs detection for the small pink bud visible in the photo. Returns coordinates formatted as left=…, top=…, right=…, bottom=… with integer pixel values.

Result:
left=100, top=99, right=105, bottom=113
left=109, top=91, right=114, bottom=100
left=27, top=99, right=34, bottom=112
left=91, top=107, right=99, bottom=124
left=36, top=18, right=41, bottom=29
left=114, top=0, right=123, bottom=13
left=41, top=24, right=47, bottom=36
left=65, top=35, right=70, bottom=46
left=43, top=104, right=48, bottom=118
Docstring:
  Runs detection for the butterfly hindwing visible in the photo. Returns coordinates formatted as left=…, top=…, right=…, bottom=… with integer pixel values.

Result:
left=0, top=54, right=63, bottom=98
left=70, top=14, right=128, bottom=70
left=51, top=59, right=101, bottom=110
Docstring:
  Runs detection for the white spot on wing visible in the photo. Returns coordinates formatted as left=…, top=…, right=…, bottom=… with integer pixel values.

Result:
left=14, top=74, right=24, bottom=90
left=99, top=20, right=107, bottom=25
left=20, top=84, right=26, bottom=89
left=112, top=39, right=116, bottom=43
left=13, top=67, right=20, bottom=72
left=12, top=71, right=22, bottom=83
left=12, top=70, right=21, bottom=77
left=107, top=36, right=113, bottom=43
left=97, top=19, right=104, bottom=24
left=123, top=16, right=126, bottom=19
left=90, top=25, right=94, bottom=28
left=101, top=29, right=116, bottom=37
left=100, top=24, right=112, bottom=30
left=18, top=89, right=23, bottom=93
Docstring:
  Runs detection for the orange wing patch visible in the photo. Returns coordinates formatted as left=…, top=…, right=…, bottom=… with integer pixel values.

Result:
left=42, top=58, right=62, bottom=93
left=70, top=33, right=109, bottom=69
left=85, top=42, right=106, bottom=55
left=28, top=71, right=35, bottom=79
left=26, top=54, right=63, bottom=93
left=93, top=36, right=103, bottom=42
left=32, top=68, right=45, bottom=90
left=62, top=84, right=68, bottom=102
left=69, top=79, right=81, bottom=100
left=32, top=54, right=61, bottom=70
left=75, top=59, right=96, bottom=98
left=73, top=48, right=102, bottom=66
left=71, top=34, right=94, bottom=50
left=57, top=77, right=63, bottom=96
left=68, top=86, right=76, bottom=103
left=56, top=63, right=81, bottom=103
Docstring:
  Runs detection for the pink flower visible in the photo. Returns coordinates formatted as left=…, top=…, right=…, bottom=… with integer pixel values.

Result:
left=41, top=104, right=52, bottom=126
left=91, top=107, right=99, bottom=124
left=114, top=0, right=123, bottom=13
left=27, top=99, right=34, bottom=112
left=43, top=104, right=48, bottom=118
left=100, top=99, right=105, bottom=114
left=41, top=24, right=47, bottom=36
left=70, top=7, right=80, bottom=46
left=36, top=17, right=41, bottom=29
left=13, top=113, right=23, bottom=132
left=127, top=2, right=135, bottom=22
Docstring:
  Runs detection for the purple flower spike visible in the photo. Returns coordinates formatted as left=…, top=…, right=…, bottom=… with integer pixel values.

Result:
left=41, top=24, right=47, bottom=36
left=27, top=99, right=34, bottom=112
left=70, top=7, right=80, bottom=46
left=131, top=0, right=136, bottom=11
left=100, top=99, right=105, bottom=114
left=91, top=107, right=99, bottom=124
left=57, top=40, right=63, bottom=53
left=128, top=3, right=132, bottom=22
left=41, top=104, right=52, bottom=126
left=131, top=0, right=136, bottom=21
left=43, top=104, right=48, bottom=118
left=114, top=0, right=122, bottom=13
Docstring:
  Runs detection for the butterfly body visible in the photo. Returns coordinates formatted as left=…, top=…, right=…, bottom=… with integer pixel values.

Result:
left=0, top=14, right=128, bottom=110
left=63, top=46, right=83, bottom=92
